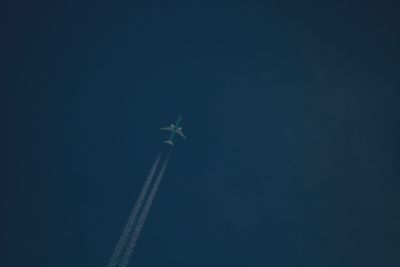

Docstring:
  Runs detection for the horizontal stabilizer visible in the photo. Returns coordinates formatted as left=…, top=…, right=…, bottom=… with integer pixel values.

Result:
left=164, top=140, right=174, bottom=146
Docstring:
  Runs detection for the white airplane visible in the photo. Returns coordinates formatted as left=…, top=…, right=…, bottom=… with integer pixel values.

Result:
left=160, top=115, right=186, bottom=146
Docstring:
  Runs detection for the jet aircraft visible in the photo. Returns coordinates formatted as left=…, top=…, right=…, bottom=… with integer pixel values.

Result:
left=160, top=115, right=186, bottom=146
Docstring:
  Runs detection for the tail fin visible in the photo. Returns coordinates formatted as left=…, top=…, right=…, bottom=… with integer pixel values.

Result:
left=164, top=140, right=174, bottom=146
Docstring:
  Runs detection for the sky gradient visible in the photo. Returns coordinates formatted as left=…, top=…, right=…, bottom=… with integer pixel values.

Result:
left=2, top=1, right=400, bottom=267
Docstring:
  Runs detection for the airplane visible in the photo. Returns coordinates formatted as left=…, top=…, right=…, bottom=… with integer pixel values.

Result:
left=160, top=115, right=186, bottom=146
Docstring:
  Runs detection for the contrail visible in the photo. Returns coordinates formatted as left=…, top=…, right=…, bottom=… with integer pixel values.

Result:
left=118, top=154, right=171, bottom=267
left=108, top=152, right=162, bottom=267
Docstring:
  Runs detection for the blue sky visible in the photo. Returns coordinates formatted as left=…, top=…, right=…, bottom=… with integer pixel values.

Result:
left=2, top=1, right=400, bottom=266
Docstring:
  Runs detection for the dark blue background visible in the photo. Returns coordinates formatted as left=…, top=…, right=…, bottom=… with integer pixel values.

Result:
left=2, top=1, right=400, bottom=266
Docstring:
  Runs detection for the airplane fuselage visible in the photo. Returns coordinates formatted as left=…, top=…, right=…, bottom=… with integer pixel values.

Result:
left=167, top=116, right=181, bottom=142
left=161, top=115, right=185, bottom=146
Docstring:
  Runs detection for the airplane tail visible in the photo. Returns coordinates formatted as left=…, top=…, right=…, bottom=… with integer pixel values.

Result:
left=164, top=140, right=174, bottom=146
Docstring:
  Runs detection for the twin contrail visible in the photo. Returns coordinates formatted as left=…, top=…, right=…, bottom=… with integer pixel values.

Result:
left=119, top=154, right=170, bottom=267
left=107, top=152, right=161, bottom=267
left=108, top=115, right=185, bottom=266
left=108, top=151, right=171, bottom=267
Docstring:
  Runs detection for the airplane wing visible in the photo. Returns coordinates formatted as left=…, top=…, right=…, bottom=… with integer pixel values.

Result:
left=160, top=126, right=174, bottom=132
left=177, top=128, right=186, bottom=139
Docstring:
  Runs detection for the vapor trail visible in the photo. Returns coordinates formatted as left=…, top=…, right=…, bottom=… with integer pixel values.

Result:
left=118, top=154, right=171, bottom=267
left=108, top=152, right=162, bottom=267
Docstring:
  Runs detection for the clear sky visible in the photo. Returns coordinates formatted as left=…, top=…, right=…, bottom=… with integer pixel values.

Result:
left=2, top=1, right=400, bottom=267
